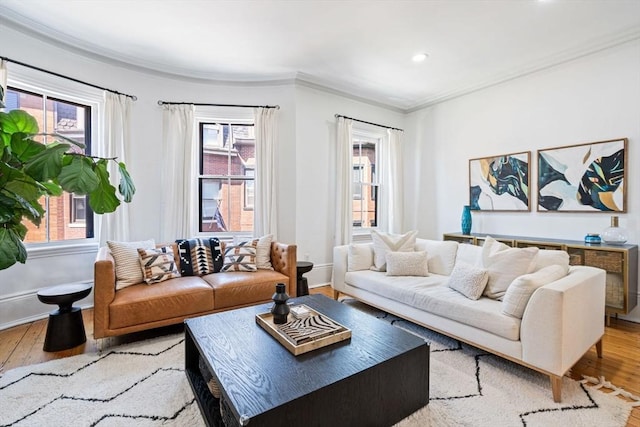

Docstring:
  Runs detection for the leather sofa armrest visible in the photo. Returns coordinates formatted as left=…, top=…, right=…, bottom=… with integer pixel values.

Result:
left=94, top=246, right=116, bottom=339
left=271, top=242, right=297, bottom=297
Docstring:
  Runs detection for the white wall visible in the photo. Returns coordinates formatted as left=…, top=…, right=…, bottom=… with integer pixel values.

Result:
left=293, top=85, right=405, bottom=287
left=405, top=39, right=640, bottom=322
left=0, top=24, right=403, bottom=328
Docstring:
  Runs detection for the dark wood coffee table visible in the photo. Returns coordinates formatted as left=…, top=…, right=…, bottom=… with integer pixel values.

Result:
left=185, top=294, right=429, bottom=427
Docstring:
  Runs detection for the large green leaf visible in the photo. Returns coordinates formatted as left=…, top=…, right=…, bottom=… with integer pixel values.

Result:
left=0, top=110, right=39, bottom=135
left=88, top=161, right=120, bottom=214
left=0, top=163, right=44, bottom=200
left=0, top=227, right=27, bottom=270
left=118, top=162, right=136, bottom=203
left=10, top=133, right=46, bottom=163
left=58, top=156, right=100, bottom=194
left=0, top=110, right=39, bottom=148
left=24, top=143, right=70, bottom=181
left=41, top=181, right=64, bottom=196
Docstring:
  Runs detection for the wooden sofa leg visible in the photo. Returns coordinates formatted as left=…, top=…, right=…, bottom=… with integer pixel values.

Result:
left=550, top=375, right=562, bottom=403
left=333, top=290, right=340, bottom=300
left=596, top=338, right=603, bottom=358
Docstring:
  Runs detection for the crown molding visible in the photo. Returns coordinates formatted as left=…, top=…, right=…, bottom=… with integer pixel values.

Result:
left=406, top=25, right=640, bottom=113
left=293, top=73, right=406, bottom=113
left=3, top=5, right=639, bottom=115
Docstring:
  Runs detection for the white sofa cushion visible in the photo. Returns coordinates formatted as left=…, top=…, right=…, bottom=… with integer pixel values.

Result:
left=386, top=251, right=429, bottom=276
left=415, top=239, right=459, bottom=275
left=345, top=270, right=521, bottom=340
left=370, top=230, right=418, bottom=272
left=348, top=243, right=373, bottom=271
left=482, top=237, right=539, bottom=300
left=502, top=265, right=568, bottom=318
left=448, top=262, right=489, bottom=300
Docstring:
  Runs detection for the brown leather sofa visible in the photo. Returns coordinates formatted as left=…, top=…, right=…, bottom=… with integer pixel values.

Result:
left=93, top=241, right=297, bottom=339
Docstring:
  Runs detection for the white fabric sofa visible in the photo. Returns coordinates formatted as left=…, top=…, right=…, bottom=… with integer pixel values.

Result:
left=331, top=237, right=606, bottom=402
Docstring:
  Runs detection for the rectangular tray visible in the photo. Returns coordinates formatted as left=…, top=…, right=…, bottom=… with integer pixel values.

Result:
left=256, top=305, right=351, bottom=355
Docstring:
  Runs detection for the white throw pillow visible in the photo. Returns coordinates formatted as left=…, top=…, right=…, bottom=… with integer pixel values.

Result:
left=502, top=265, right=568, bottom=318
left=414, top=239, right=458, bottom=276
left=107, top=239, right=156, bottom=290
left=255, top=234, right=274, bottom=270
left=447, top=262, right=489, bottom=300
left=348, top=244, right=373, bottom=271
left=370, top=230, right=418, bottom=272
left=531, top=249, right=570, bottom=274
left=385, top=251, right=429, bottom=277
left=481, top=236, right=539, bottom=300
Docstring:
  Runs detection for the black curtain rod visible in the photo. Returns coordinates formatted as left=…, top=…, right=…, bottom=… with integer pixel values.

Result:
left=335, top=114, right=403, bottom=132
left=157, top=100, right=279, bottom=109
left=1, top=56, right=137, bottom=101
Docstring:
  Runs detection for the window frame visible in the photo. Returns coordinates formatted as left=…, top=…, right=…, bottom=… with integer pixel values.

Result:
left=194, top=107, right=255, bottom=240
left=6, top=66, right=103, bottom=253
left=351, top=128, right=382, bottom=235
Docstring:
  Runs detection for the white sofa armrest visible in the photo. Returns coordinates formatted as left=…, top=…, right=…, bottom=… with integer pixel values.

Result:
left=332, top=245, right=350, bottom=293
left=520, top=266, right=606, bottom=376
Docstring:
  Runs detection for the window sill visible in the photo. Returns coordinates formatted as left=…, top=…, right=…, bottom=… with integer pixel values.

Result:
left=25, top=241, right=99, bottom=260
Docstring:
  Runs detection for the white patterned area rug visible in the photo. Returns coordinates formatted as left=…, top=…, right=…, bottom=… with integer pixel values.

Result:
left=0, top=302, right=635, bottom=427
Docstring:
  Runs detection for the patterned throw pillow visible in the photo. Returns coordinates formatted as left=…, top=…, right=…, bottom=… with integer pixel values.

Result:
left=137, top=246, right=181, bottom=284
left=175, top=238, right=223, bottom=276
left=221, top=239, right=258, bottom=272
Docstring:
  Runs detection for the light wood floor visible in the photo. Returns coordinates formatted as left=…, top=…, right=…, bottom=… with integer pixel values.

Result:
left=1, top=285, right=638, bottom=426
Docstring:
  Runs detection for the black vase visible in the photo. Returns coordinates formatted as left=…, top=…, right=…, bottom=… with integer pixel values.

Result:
left=271, top=283, right=290, bottom=324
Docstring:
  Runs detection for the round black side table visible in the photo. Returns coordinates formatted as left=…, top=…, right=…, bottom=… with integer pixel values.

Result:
left=37, top=283, right=92, bottom=352
left=296, top=261, right=313, bottom=296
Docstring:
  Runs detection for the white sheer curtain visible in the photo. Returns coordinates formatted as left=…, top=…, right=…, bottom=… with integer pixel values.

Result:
left=160, top=104, right=195, bottom=242
left=334, top=117, right=353, bottom=246
left=254, top=107, right=278, bottom=238
left=379, top=129, right=404, bottom=233
left=98, top=92, right=133, bottom=245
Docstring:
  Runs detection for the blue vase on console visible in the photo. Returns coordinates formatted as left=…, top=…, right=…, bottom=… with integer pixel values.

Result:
left=461, top=205, right=472, bottom=235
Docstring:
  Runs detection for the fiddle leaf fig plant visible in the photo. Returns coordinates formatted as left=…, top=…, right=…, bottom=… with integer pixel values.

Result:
left=0, top=109, right=135, bottom=270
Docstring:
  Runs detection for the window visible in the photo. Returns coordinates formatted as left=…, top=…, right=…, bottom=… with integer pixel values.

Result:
left=352, top=134, right=379, bottom=229
left=70, top=194, right=87, bottom=223
left=5, top=86, right=94, bottom=242
left=198, top=122, right=255, bottom=233
left=244, top=168, right=255, bottom=209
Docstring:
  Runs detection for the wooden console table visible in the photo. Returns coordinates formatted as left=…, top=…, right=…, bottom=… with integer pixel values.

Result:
left=443, top=232, right=638, bottom=323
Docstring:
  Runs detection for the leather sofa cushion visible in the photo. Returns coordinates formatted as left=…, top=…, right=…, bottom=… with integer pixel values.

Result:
left=202, top=270, right=289, bottom=310
left=109, top=276, right=214, bottom=329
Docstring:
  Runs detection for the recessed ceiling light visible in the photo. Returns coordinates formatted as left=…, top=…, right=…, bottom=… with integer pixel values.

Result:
left=412, top=53, right=429, bottom=63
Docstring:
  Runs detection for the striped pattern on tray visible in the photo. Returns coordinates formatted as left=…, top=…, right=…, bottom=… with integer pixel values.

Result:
left=277, top=314, right=346, bottom=345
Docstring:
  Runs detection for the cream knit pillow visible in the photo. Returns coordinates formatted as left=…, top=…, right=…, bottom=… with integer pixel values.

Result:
left=386, top=251, right=429, bottom=277
left=448, top=262, right=489, bottom=300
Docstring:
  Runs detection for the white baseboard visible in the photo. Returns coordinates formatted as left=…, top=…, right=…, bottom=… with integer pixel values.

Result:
left=0, top=282, right=94, bottom=331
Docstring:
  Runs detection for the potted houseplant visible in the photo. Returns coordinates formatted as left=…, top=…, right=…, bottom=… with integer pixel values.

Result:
left=0, top=108, right=135, bottom=270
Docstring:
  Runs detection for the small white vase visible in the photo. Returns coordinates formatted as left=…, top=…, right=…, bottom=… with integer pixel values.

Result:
left=601, top=216, right=628, bottom=245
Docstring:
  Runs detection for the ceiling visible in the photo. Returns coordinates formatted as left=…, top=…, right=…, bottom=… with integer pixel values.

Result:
left=1, top=0, right=640, bottom=111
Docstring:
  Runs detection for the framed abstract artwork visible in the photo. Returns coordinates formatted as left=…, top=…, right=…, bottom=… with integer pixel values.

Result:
left=537, top=138, right=627, bottom=212
left=469, top=151, right=531, bottom=211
